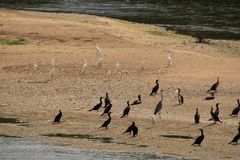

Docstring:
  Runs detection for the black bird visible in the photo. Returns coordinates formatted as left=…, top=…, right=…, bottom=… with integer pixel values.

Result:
left=122, top=121, right=138, bottom=137
left=194, top=108, right=200, bottom=124
left=209, top=106, right=222, bottom=123
left=238, top=122, right=240, bottom=133
left=177, top=88, right=184, bottom=104
left=207, top=77, right=219, bottom=94
left=229, top=99, right=240, bottom=117
left=229, top=123, right=240, bottom=144
left=53, top=110, right=62, bottom=124
left=149, top=80, right=159, bottom=96
left=204, top=92, right=215, bottom=100
left=99, top=112, right=112, bottom=129
left=104, top=93, right=110, bottom=108
left=120, top=101, right=131, bottom=118
left=89, top=97, right=103, bottom=111
left=154, top=90, right=164, bottom=118
left=100, top=103, right=112, bottom=116
left=192, top=129, right=204, bottom=145
left=229, top=133, right=240, bottom=145
left=209, top=103, right=220, bottom=121
left=132, top=124, right=138, bottom=137
left=131, top=95, right=142, bottom=106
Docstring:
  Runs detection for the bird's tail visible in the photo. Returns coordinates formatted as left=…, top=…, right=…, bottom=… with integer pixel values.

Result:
left=88, top=109, right=93, bottom=111
left=219, top=120, right=223, bottom=123
left=120, top=115, right=124, bottom=118
left=208, top=118, right=213, bottom=121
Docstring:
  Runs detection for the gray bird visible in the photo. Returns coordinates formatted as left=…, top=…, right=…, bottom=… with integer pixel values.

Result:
left=154, top=89, right=164, bottom=119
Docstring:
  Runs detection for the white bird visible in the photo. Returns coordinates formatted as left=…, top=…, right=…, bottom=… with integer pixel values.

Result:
left=96, top=43, right=101, bottom=56
left=167, top=51, right=174, bottom=66
left=150, top=115, right=156, bottom=126
left=80, top=58, right=88, bottom=73
left=95, top=55, right=106, bottom=68
left=173, top=89, right=179, bottom=100
left=50, top=58, right=55, bottom=67
left=114, top=62, right=120, bottom=72
left=33, top=62, right=38, bottom=71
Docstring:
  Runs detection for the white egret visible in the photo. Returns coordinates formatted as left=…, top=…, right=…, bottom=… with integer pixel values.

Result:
left=114, top=62, right=120, bottom=72
left=167, top=51, right=174, bottom=66
left=96, top=43, right=101, bottom=56
left=150, top=115, right=156, bottom=126
left=50, top=58, right=55, bottom=67
left=80, top=58, right=88, bottom=73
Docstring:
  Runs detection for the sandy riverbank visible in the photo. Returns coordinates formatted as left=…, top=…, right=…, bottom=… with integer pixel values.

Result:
left=0, top=9, right=240, bottom=160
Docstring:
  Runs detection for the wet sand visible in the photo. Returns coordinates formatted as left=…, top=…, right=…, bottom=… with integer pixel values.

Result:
left=0, top=9, right=240, bottom=160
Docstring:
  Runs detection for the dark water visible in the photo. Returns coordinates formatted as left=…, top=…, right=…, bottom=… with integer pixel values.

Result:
left=0, top=137, right=195, bottom=160
left=0, top=0, right=240, bottom=40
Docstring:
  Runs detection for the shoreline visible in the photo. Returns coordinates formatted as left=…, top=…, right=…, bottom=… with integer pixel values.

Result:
left=0, top=9, right=240, bottom=160
left=1, top=7, right=240, bottom=41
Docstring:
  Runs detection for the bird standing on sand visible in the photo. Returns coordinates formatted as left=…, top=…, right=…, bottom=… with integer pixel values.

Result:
left=131, top=95, right=142, bottom=106
left=99, top=112, right=112, bottom=129
left=209, top=103, right=220, bottom=121
left=154, top=90, right=164, bottom=119
left=100, top=103, right=112, bottom=116
left=239, top=122, right=240, bottom=133
left=122, top=121, right=138, bottom=137
left=89, top=97, right=103, bottom=111
left=95, top=57, right=104, bottom=68
left=207, top=77, right=219, bottom=94
left=177, top=88, right=184, bottom=104
left=209, top=106, right=222, bottom=123
left=53, top=110, right=62, bottom=124
left=194, top=108, right=200, bottom=124
left=229, top=99, right=240, bottom=117
left=229, top=122, right=240, bottom=145
left=167, top=51, right=174, bottom=66
left=80, top=58, right=88, bottom=73
left=96, top=43, right=101, bottom=56
left=104, top=93, right=111, bottom=108
left=150, top=80, right=159, bottom=96
left=192, top=129, right=204, bottom=145
left=121, top=101, right=131, bottom=118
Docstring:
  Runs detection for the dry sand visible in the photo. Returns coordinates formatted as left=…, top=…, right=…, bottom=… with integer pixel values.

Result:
left=0, top=9, right=240, bottom=160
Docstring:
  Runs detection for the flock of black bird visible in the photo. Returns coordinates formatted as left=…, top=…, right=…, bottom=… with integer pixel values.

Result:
left=53, top=77, right=240, bottom=145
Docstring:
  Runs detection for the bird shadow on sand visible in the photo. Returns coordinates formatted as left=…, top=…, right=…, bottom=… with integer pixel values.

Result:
left=202, top=122, right=221, bottom=128
left=172, top=103, right=183, bottom=107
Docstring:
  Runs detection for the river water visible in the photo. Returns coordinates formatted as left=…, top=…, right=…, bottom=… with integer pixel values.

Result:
left=0, top=0, right=240, bottom=40
left=0, top=137, right=195, bottom=160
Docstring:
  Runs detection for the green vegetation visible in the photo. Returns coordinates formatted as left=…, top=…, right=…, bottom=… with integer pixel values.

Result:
left=0, top=39, right=25, bottom=45
left=148, top=30, right=169, bottom=36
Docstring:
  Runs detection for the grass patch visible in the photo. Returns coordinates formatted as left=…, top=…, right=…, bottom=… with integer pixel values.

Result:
left=41, top=133, right=114, bottom=143
left=0, top=117, right=22, bottom=124
left=148, top=30, right=169, bottom=36
left=0, top=39, right=26, bottom=45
